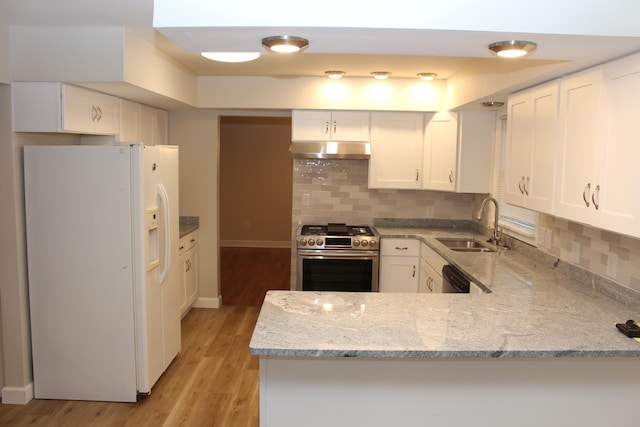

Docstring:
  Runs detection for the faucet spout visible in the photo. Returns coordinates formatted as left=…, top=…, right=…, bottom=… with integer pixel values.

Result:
left=476, top=197, right=500, bottom=245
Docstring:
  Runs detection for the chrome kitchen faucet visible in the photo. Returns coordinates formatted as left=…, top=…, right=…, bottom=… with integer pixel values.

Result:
left=476, top=197, right=501, bottom=245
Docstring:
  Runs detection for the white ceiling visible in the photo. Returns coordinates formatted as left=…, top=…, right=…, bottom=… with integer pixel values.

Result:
left=5, top=0, right=640, bottom=94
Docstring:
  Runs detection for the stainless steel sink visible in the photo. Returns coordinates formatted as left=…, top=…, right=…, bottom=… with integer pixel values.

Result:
left=436, top=237, right=497, bottom=253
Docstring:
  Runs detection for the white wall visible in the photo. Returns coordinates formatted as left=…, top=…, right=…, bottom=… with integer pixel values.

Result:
left=0, top=26, right=9, bottom=84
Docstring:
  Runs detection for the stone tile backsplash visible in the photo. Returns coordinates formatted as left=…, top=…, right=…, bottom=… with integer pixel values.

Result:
left=290, top=158, right=640, bottom=300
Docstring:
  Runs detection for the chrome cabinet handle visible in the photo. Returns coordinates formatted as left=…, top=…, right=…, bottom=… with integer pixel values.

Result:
left=395, top=246, right=408, bottom=250
left=415, top=169, right=420, bottom=182
left=333, top=120, right=337, bottom=134
left=427, top=277, right=433, bottom=291
left=412, top=265, right=416, bottom=278
left=518, top=178, right=524, bottom=194
left=448, top=170, right=454, bottom=183
left=324, top=121, right=329, bottom=134
left=523, top=177, right=529, bottom=196
left=592, top=184, right=600, bottom=210
left=583, top=183, right=591, bottom=207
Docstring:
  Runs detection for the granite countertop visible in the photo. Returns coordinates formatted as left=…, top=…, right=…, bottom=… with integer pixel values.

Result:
left=179, top=216, right=199, bottom=238
left=249, top=226, right=640, bottom=359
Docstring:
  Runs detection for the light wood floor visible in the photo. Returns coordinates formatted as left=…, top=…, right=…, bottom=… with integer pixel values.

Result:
left=0, top=307, right=261, bottom=426
left=0, top=247, right=292, bottom=426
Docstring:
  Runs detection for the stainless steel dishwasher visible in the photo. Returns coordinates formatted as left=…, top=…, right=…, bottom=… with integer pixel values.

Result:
left=441, top=264, right=471, bottom=293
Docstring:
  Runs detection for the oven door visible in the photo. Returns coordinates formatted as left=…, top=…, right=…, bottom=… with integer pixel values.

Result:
left=297, top=249, right=379, bottom=292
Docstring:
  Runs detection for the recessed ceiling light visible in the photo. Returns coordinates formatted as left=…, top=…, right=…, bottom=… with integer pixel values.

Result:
left=488, top=40, right=537, bottom=58
left=200, top=52, right=260, bottom=63
left=417, top=73, right=438, bottom=81
left=325, top=71, right=346, bottom=79
left=262, top=35, right=309, bottom=53
left=371, top=71, right=391, bottom=80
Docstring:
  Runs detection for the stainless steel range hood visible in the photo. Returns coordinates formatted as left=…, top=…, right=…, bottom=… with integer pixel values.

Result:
left=291, top=141, right=371, bottom=160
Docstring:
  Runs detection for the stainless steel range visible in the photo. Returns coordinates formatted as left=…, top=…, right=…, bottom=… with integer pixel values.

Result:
left=296, top=223, right=379, bottom=292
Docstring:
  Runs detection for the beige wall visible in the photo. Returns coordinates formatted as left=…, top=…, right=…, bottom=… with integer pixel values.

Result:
left=169, top=109, right=221, bottom=305
left=219, top=116, right=292, bottom=247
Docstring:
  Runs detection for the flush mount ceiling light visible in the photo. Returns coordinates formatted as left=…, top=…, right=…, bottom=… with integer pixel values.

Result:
left=417, top=72, right=438, bottom=81
left=371, top=71, right=391, bottom=80
left=200, top=52, right=260, bottom=63
left=262, top=35, right=309, bottom=53
left=481, top=101, right=505, bottom=108
left=488, top=40, right=537, bottom=58
left=325, top=70, right=346, bottom=79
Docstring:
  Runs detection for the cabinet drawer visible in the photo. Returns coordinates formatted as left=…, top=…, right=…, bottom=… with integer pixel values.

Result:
left=179, top=230, right=198, bottom=254
left=381, top=238, right=420, bottom=256
left=420, top=242, right=447, bottom=273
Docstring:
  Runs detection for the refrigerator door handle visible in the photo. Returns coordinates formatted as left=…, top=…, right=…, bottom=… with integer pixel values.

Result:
left=157, top=183, right=170, bottom=284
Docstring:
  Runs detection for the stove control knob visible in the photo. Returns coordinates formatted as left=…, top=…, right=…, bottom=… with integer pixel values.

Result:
left=316, top=239, right=323, bottom=246
left=353, top=240, right=361, bottom=247
left=369, top=240, right=377, bottom=247
left=300, top=238, right=307, bottom=246
left=361, top=240, right=369, bottom=247
left=308, top=239, right=315, bottom=246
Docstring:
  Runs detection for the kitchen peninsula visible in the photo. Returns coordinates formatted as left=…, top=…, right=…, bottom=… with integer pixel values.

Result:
left=250, top=226, right=640, bottom=427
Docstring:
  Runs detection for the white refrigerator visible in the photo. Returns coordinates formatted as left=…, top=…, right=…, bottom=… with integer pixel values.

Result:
left=23, top=144, right=181, bottom=402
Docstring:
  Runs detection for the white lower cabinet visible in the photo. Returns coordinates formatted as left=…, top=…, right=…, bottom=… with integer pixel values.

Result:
left=419, top=242, right=446, bottom=293
left=379, top=238, right=420, bottom=293
left=179, top=230, right=199, bottom=317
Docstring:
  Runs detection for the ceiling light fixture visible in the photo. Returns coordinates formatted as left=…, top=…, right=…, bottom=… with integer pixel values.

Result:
left=481, top=101, right=505, bottom=108
left=262, top=35, right=309, bottom=53
left=417, top=73, right=438, bottom=81
left=488, top=40, right=537, bottom=58
left=325, top=70, right=346, bottom=79
left=200, top=52, right=260, bottom=63
left=371, top=71, right=391, bottom=80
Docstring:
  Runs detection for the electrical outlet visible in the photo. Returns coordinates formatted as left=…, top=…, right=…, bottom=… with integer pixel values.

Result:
left=302, top=193, right=311, bottom=207
left=607, top=253, right=618, bottom=278
left=425, top=206, right=435, bottom=218
left=545, top=229, right=553, bottom=249
left=571, top=242, right=581, bottom=264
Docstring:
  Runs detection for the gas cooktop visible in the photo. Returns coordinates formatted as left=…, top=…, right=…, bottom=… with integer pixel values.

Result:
left=298, top=223, right=378, bottom=250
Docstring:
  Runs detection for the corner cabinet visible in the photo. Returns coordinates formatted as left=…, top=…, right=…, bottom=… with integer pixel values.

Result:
left=419, top=242, right=446, bottom=293
left=119, top=100, right=168, bottom=145
left=179, top=230, right=199, bottom=317
left=13, top=82, right=119, bottom=135
left=505, top=81, right=559, bottom=214
left=379, top=238, right=420, bottom=293
left=292, top=110, right=369, bottom=142
left=422, top=110, right=495, bottom=193
left=368, top=112, right=424, bottom=189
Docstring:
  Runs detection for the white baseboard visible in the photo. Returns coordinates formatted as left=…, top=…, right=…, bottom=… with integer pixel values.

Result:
left=220, top=240, right=291, bottom=249
left=2, top=383, right=34, bottom=405
left=193, top=296, right=221, bottom=309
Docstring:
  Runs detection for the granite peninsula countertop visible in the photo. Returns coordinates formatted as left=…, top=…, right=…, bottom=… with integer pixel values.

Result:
left=249, top=226, right=640, bottom=359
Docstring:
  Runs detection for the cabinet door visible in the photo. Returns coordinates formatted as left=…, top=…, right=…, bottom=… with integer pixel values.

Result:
left=505, top=92, right=532, bottom=206
left=368, top=112, right=424, bottom=189
left=423, top=112, right=457, bottom=191
left=62, top=84, right=119, bottom=134
left=555, top=68, right=602, bottom=224
left=380, top=256, right=419, bottom=293
left=506, top=82, right=558, bottom=213
left=331, top=111, right=370, bottom=141
left=527, top=83, right=559, bottom=213
left=292, top=110, right=331, bottom=141
left=185, top=248, right=198, bottom=308
left=119, top=99, right=140, bottom=142
left=593, top=55, right=640, bottom=237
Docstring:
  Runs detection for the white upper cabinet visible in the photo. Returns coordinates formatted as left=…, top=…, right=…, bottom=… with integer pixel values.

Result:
left=422, top=112, right=457, bottom=191
left=423, top=110, right=494, bottom=193
left=119, top=100, right=168, bottom=145
left=368, top=112, right=424, bottom=189
left=554, top=56, right=640, bottom=238
left=13, top=82, right=119, bottom=135
left=505, top=81, right=559, bottom=213
left=591, top=54, right=640, bottom=236
left=292, top=110, right=369, bottom=142
left=555, top=68, right=602, bottom=225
